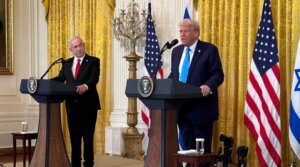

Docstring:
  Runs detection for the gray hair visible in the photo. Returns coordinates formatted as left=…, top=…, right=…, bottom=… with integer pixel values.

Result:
left=68, top=36, right=83, bottom=48
left=179, top=19, right=200, bottom=33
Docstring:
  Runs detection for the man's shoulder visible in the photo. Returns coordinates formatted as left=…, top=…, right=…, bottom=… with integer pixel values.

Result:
left=197, top=40, right=218, bottom=50
left=64, top=57, right=73, bottom=64
left=173, top=44, right=184, bottom=51
left=85, top=54, right=100, bottom=61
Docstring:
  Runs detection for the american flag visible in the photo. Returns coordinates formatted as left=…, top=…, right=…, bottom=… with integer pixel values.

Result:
left=244, top=0, right=281, bottom=166
left=142, top=2, right=162, bottom=136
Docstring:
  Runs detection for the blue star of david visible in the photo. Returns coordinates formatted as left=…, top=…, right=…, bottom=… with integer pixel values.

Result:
left=294, top=69, right=300, bottom=91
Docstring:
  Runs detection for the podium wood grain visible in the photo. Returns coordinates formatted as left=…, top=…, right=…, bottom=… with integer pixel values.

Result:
left=30, top=103, right=70, bottom=167
left=144, top=109, right=182, bottom=167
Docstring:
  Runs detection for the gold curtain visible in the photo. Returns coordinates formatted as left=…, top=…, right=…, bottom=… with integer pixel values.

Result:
left=42, top=0, right=115, bottom=154
left=197, top=0, right=300, bottom=166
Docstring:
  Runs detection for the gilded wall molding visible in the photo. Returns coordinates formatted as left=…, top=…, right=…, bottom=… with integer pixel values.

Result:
left=0, top=0, right=13, bottom=74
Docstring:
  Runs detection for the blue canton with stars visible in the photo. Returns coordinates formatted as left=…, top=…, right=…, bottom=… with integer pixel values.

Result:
left=253, top=0, right=279, bottom=76
left=144, top=3, right=161, bottom=78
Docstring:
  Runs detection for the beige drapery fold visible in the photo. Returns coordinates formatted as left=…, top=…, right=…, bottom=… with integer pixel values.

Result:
left=42, top=0, right=114, bottom=154
left=197, top=0, right=300, bottom=166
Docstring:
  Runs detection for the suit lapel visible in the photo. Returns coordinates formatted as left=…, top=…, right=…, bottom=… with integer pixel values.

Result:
left=187, top=40, right=202, bottom=80
left=175, top=46, right=184, bottom=79
left=66, top=57, right=74, bottom=79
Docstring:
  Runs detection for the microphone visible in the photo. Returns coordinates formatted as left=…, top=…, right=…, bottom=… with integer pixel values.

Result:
left=159, top=39, right=178, bottom=56
left=152, top=39, right=178, bottom=79
left=166, top=39, right=178, bottom=49
left=40, top=57, right=65, bottom=80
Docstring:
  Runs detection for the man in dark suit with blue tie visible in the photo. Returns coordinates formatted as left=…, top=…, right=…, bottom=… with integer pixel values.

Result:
left=52, top=36, right=100, bottom=167
left=169, top=19, right=224, bottom=166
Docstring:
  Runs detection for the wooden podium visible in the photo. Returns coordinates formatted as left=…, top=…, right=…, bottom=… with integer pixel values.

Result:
left=20, top=79, right=77, bottom=167
left=125, top=79, right=203, bottom=167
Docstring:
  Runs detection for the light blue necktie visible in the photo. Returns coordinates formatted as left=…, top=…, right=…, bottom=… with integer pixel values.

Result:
left=180, top=47, right=191, bottom=83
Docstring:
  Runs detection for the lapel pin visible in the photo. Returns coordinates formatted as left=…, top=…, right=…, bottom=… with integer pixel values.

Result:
left=198, top=50, right=201, bottom=53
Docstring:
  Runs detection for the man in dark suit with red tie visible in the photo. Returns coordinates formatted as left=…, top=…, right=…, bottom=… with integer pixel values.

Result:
left=52, top=36, right=100, bottom=167
left=169, top=19, right=224, bottom=166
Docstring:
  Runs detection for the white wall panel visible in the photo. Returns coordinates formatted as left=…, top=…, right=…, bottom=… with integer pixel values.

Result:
left=0, top=0, right=47, bottom=148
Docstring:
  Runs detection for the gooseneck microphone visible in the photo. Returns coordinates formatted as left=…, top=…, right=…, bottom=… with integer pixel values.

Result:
left=40, top=58, right=65, bottom=80
left=160, top=39, right=178, bottom=55
left=153, top=39, right=178, bottom=79
left=166, top=39, right=179, bottom=49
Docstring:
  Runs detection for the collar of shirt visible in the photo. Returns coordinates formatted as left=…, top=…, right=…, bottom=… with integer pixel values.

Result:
left=184, top=40, right=198, bottom=61
left=74, top=55, right=85, bottom=64
left=179, top=40, right=198, bottom=73
left=72, top=55, right=85, bottom=75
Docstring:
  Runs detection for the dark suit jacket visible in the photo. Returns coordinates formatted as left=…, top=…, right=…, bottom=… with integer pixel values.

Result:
left=52, top=54, right=101, bottom=111
left=169, top=40, right=224, bottom=125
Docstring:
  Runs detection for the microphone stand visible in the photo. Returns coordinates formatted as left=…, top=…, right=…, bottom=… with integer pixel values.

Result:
left=152, top=39, right=178, bottom=79
left=160, top=42, right=170, bottom=56
left=150, top=39, right=178, bottom=79
left=151, top=42, right=170, bottom=79
left=40, top=58, right=64, bottom=80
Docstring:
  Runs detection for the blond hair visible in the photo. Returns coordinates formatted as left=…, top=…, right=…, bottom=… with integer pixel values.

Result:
left=179, top=19, right=200, bottom=34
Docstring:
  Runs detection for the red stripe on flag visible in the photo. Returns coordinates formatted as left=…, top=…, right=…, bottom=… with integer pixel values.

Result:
left=272, top=63, right=280, bottom=84
left=247, top=71, right=281, bottom=162
left=245, top=90, right=281, bottom=164
left=142, top=111, right=149, bottom=127
left=157, top=68, right=164, bottom=79
left=141, top=108, right=151, bottom=136
left=244, top=116, right=269, bottom=167
left=245, top=69, right=281, bottom=165
left=249, top=70, right=281, bottom=138
left=261, top=75, right=281, bottom=140
left=262, top=67, right=280, bottom=112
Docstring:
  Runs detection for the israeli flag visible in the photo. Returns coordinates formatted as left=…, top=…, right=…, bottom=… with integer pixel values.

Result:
left=290, top=39, right=300, bottom=160
left=177, top=0, right=192, bottom=153
left=184, top=0, right=191, bottom=19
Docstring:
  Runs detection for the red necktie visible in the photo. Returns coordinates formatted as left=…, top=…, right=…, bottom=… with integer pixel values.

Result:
left=74, top=59, right=81, bottom=79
